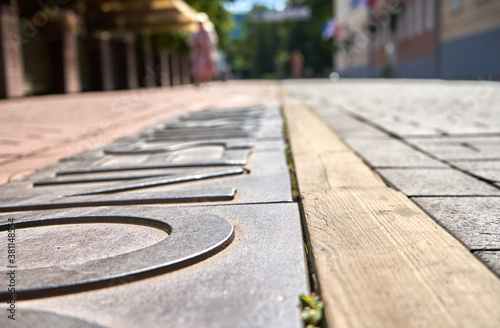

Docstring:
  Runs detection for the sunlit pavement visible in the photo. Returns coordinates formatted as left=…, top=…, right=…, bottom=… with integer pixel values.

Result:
left=0, top=81, right=279, bottom=184
left=1, top=78, right=499, bottom=275
left=282, top=78, right=500, bottom=276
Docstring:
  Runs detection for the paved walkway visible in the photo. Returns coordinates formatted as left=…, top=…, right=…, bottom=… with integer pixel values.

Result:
left=283, top=95, right=499, bottom=327
left=283, top=79, right=500, bottom=276
left=1, top=79, right=499, bottom=327
left=0, top=81, right=279, bottom=184
left=2, top=79, right=498, bottom=275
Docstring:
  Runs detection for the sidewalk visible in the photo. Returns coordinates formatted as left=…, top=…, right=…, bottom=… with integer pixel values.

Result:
left=282, top=79, right=500, bottom=276
left=0, top=81, right=302, bottom=328
left=282, top=84, right=500, bottom=327
left=0, top=79, right=499, bottom=327
left=0, top=81, right=279, bottom=184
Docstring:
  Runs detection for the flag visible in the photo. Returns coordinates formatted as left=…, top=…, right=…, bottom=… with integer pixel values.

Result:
left=321, top=19, right=339, bottom=40
left=350, top=0, right=368, bottom=9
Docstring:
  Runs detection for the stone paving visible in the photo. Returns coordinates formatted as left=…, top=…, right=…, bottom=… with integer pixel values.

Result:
left=0, top=82, right=279, bottom=185
left=283, top=79, right=500, bottom=276
left=0, top=81, right=312, bottom=327
left=1, top=79, right=499, bottom=327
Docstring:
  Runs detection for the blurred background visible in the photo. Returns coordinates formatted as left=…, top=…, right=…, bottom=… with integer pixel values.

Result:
left=0, top=0, right=499, bottom=99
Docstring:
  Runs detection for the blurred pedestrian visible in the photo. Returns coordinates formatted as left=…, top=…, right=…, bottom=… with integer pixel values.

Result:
left=290, top=50, right=304, bottom=79
left=222, top=63, right=232, bottom=81
left=189, top=21, right=216, bottom=85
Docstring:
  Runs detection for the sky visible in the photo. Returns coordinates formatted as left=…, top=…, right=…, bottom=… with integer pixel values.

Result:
left=225, top=0, right=288, bottom=12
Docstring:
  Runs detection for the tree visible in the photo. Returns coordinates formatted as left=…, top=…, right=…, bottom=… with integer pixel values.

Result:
left=228, top=0, right=333, bottom=79
left=184, top=0, right=235, bottom=51
left=229, top=6, right=283, bottom=79
left=284, top=0, right=333, bottom=76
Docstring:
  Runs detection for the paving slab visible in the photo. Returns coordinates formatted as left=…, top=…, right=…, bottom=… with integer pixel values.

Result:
left=0, top=204, right=308, bottom=328
left=343, top=139, right=446, bottom=168
left=312, top=110, right=390, bottom=139
left=450, top=160, right=500, bottom=182
left=55, top=148, right=252, bottom=174
left=0, top=81, right=281, bottom=185
left=474, top=252, right=500, bottom=276
left=408, top=138, right=500, bottom=161
left=370, top=121, right=443, bottom=138
left=376, top=168, right=500, bottom=196
left=441, top=127, right=500, bottom=136
left=0, top=149, right=292, bottom=210
left=0, top=206, right=234, bottom=298
left=0, top=104, right=293, bottom=210
left=60, top=138, right=284, bottom=161
left=412, top=197, right=500, bottom=250
left=0, top=309, right=106, bottom=328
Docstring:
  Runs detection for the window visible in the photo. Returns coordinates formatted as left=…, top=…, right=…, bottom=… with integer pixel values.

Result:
left=426, top=0, right=435, bottom=31
left=451, top=0, right=463, bottom=14
left=377, top=27, right=383, bottom=47
left=415, top=0, right=423, bottom=35
left=407, top=1, right=415, bottom=38
left=404, top=6, right=410, bottom=39
left=397, top=11, right=404, bottom=40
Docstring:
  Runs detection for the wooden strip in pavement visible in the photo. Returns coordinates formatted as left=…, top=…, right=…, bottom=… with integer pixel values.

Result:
left=283, top=96, right=500, bottom=328
left=284, top=98, right=384, bottom=193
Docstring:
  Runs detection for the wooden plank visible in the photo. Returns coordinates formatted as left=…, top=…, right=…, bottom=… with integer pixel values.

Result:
left=293, top=152, right=385, bottom=193
left=283, top=97, right=500, bottom=327
left=284, top=98, right=350, bottom=155
left=302, top=189, right=500, bottom=328
left=284, top=98, right=384, bottom=193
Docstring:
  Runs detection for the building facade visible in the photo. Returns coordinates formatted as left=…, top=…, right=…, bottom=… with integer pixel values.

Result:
left=335, top=0, right=372, bottom=77
left=335, top=0, right=500, bottom=80
left=439, top=0, right=500, bottom=79
left=0, top=0, right=200, bottom=99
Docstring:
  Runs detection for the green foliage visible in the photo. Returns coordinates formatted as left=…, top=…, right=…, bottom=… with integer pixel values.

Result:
left=153, top=0, right=235, bottom=53
left=184, top=0, right=235, bottom=51
left=300, top=294, right=324, bottom=328
left=153, top=31, right=190, bottom=53
left=228, top=0, right=333, bottom=79
left=227, top=5, right=280, bottom=79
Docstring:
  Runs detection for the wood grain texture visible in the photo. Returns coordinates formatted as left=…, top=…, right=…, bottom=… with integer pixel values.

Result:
left=283, top=97, right=500, bottom=328
left=293, top=152, right=385, bottom=193
left=302, top=189, right=500, bottom=328
left=283, top=98, right=383, bottom=193
left=284, top=98, right=350, bottom=155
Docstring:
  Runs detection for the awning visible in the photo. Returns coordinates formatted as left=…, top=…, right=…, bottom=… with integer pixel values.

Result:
left=88, top=0, right=200, bottom=33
